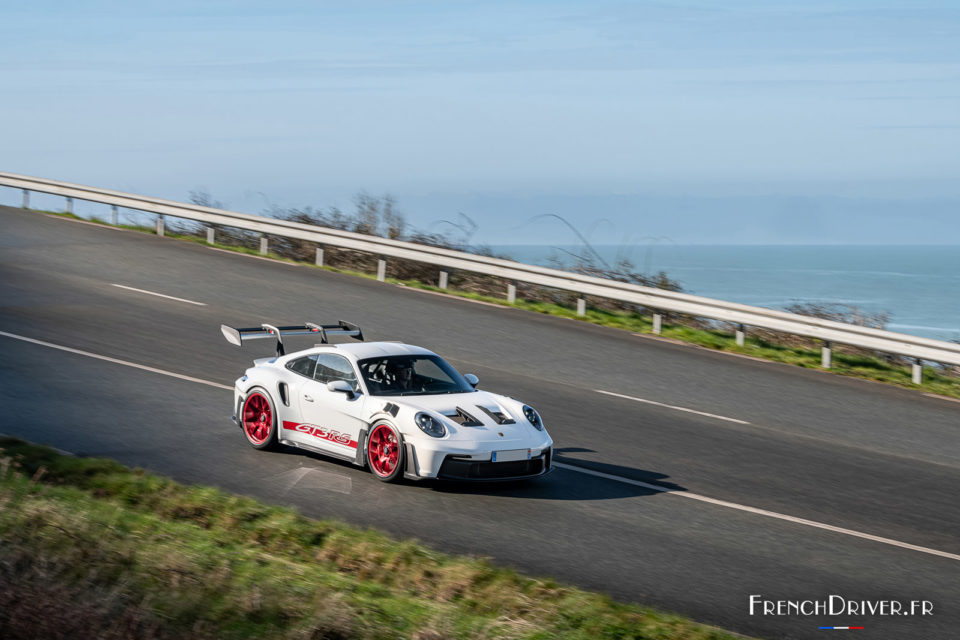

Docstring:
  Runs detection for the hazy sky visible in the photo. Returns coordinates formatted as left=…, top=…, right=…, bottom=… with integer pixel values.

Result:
left=2, top=1, right=959, bottom=244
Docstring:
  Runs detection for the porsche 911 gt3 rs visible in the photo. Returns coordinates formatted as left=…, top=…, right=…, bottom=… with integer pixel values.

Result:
left=221, top=321, right=553, bottom=482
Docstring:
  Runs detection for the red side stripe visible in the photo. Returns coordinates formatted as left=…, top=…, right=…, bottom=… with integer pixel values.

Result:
left=282, top=420, right=358, bottom=449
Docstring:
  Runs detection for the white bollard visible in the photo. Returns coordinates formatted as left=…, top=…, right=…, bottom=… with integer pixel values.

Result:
left=315, top=246, right=324, bottom=267
left=259, top=237, right=268, bottom=255
left=21, top=189, right=29, bottom=209
left=439, top=270, right=449, bottom=289
left=577, top=297, right=586, bottom=316
left=912, top=361, right=923, bottom=384
left=377, top=258, right=386, bottom=282
left=65, top=197, right=73, bottom=215
left=206, top=227, right=214, bottom=244
left=735, top=324, right=745, bottom=347
left=111, top=205, right=118, bottom=225
left=156, top=217, right=165, bottom=236
left=653, top=313, right=663, bottom=335
left=821, top=342, right=832, bottom=369
left=507, top=282, right=517, bottom=304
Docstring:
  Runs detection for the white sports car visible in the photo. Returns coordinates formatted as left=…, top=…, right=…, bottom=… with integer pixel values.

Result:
left=221, top=321, right=553, bottom=482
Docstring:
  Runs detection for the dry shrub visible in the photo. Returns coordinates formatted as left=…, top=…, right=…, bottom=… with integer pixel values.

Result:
left=178, top=193, right=684, bottom=307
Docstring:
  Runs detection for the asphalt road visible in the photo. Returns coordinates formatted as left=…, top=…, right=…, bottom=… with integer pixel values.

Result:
left=1, top=204, right=958, bottom=639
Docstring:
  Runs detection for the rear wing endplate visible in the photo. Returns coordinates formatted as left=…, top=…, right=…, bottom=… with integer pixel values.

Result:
left=220, top=321, right=363, bottom=356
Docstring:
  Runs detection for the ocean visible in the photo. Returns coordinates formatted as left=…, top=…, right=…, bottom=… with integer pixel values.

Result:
left=488, top=245, right=960, bottom=342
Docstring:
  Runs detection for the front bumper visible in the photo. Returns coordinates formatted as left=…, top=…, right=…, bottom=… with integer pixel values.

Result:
left=436, top=448, right=552, bottom=481
left=405, top=431, right=553, bottom=481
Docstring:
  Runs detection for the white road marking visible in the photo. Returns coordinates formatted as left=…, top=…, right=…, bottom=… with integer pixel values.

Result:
left=0, top=331, right=232, bottom=391
left=596, top=389, right=750, bottom=425
left=110, top=283, right=206, bottom=306
left=265, top=466, right=352, bottom=495
left=43, top=212, right=128, bottom=232
left=286, top=467, right=352, bottom=494
left=553, top=462, right=960, bottom=563
left=3, top=330, right=957, bottom=563
left=0, top=434, right=79, bottom=458
left=923, top=393, right=960, bottom=405
left=205, top=246, right=300, bottom=267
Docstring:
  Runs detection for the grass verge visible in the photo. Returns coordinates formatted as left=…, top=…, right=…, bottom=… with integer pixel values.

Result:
left=0, top=437, right=751, bottom=640
left=34, top=207, right=960, bottom=401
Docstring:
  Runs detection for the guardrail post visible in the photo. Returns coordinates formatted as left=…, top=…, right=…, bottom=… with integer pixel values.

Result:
left=111, top=205, right=118, bottom=225
left=735, top=324, right=746, bottom=347
left=21, top=189, right=29, bottom=209
left=155, top=216, right=165, bottom=237
left=206, top=227, right=214, bottom=244
left=377, top=257, right=386, bottom=282
left=259, top=236, right=268, bottom=255
left=65, top=197, right=73, bottom=215
left=439, top=270, right=449, bottom=289
left=315, top=246, right=324, bottom=267
left=507, top=282, right=517, bottom=304
left=653, top=313, right=663, bottom=335
left=821, top=341, right=832, bottom=369
left=577, top=297, right=586, bottom=316
left=912, top=360, right=923, bottom=384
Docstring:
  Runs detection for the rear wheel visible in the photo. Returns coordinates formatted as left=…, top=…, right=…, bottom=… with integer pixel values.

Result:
left=241, top=388, right=277, bottom=450
left=367, top=423, right=404, bottom=482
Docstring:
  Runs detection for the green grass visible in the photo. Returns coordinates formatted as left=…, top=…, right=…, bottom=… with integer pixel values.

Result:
left=0, top=437, right=752, bottom=640
left=35, top=207, right=960, bottom=401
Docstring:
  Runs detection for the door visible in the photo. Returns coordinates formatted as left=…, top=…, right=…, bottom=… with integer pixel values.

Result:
left=295, top=353, right=367, bottom=457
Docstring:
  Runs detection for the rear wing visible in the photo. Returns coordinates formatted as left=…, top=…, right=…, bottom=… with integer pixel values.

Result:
left=220, top=321, right=363, bottom=356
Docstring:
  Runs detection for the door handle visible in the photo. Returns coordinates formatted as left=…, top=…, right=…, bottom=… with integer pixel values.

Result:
left=304, top=395, right=314, bottom=402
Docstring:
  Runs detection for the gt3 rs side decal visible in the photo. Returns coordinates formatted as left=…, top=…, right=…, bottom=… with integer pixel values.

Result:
left=282, top=421, right=358, bottom=449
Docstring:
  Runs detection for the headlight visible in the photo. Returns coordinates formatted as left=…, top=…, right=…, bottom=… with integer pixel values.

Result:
left=522, top=405, right=543, bottom=430
left=414, top=412, right=446, bottom=438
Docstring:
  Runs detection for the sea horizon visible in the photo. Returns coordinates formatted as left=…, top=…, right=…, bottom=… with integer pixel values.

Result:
left=487, top=244, right=960, bottom=343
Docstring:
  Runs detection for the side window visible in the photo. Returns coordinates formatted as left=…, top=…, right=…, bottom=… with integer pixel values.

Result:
left=286, top=354, right=318, bottom=378
left=314, top=354, right=359, bottom=390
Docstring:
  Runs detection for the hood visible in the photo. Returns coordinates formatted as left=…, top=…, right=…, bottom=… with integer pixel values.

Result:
left=380, top=390, right=539, bottom=443
left=393, top=390, right=517, bottom=423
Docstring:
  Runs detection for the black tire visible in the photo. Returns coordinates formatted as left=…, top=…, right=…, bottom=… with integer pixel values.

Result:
left=365, top=422, right=405, bottom=483
left=240, top=387, right=278, bottom=450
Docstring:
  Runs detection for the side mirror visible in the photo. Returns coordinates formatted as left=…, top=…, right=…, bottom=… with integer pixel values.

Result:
left=327, top=379, right=355, bottom=398
left=464, top=373, right=479, bottom=388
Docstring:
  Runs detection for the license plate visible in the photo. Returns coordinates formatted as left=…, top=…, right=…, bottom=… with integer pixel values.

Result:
left=491, top=449, right=531, bottom=463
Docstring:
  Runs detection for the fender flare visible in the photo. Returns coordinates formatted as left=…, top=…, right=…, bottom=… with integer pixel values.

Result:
left=355, top=412, right=396, bottom=467
left=357, top=416, right=420, bottom=479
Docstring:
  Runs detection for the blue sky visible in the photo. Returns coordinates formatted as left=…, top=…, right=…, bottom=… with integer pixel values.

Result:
left=2, top=1, right=959, bottom=244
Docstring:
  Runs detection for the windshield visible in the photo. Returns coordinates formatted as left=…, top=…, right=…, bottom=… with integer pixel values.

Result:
left=357, top=355, right=476, bottom=396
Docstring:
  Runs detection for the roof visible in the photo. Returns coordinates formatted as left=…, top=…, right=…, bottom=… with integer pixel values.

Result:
left=308, top=341, right=436, bottom=361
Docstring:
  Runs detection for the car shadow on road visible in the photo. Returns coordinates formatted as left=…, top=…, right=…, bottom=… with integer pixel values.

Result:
left=430, top=447, right=686, bottom=501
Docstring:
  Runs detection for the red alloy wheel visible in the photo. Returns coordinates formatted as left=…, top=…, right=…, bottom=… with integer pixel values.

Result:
left=367, top=424, right=400, bottom=478
left=242, top=392, right=273, bottom=445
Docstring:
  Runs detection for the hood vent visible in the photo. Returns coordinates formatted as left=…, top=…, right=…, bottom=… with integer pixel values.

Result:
left=476, top=405, right=516, bottom=425
left=443, top=407, right=484, bottom=427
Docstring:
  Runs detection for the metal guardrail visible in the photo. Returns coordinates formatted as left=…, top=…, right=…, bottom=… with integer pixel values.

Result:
left=4, top=171, right=960, bottom=377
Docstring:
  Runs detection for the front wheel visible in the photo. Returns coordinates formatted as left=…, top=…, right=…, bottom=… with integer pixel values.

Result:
left=241, top=387, right=278, bottom=450
left=366, top=422, right=404, bottom=482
